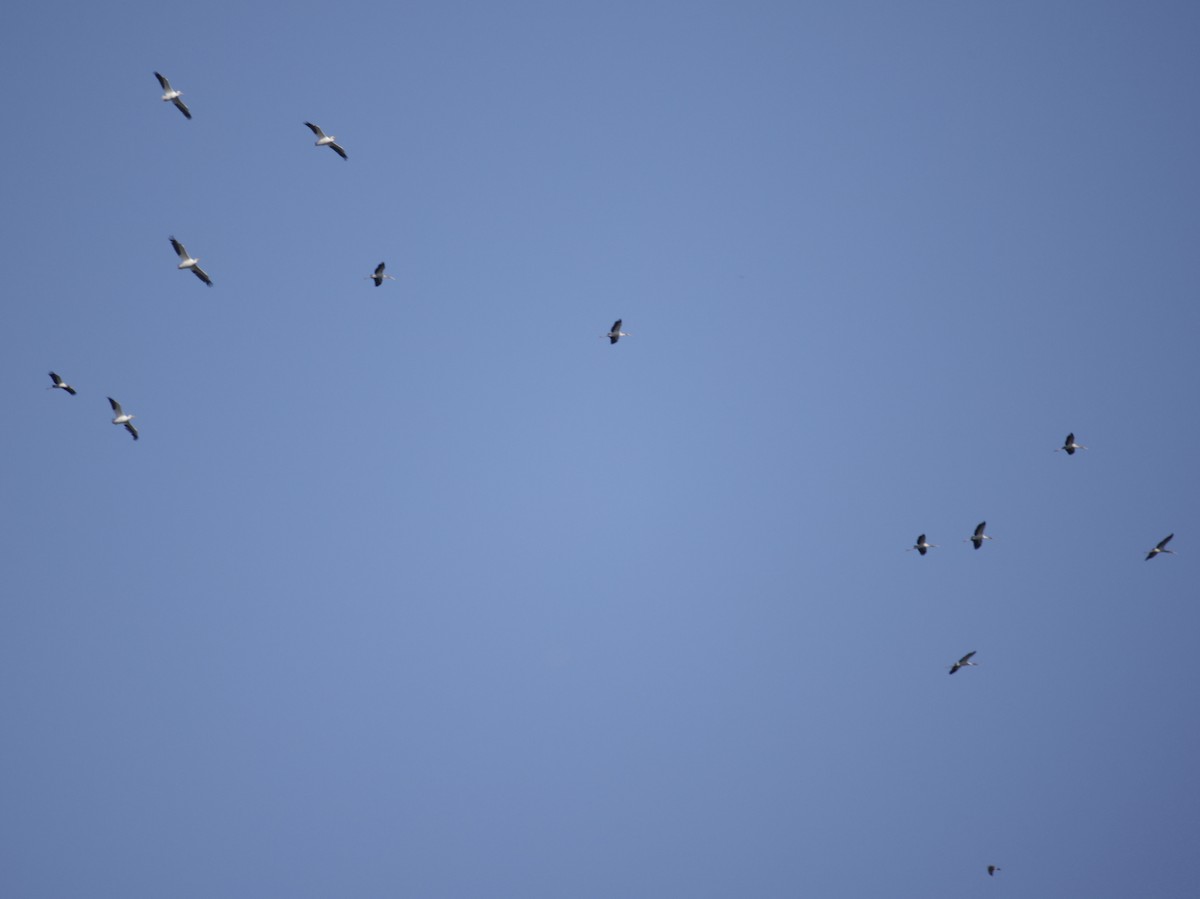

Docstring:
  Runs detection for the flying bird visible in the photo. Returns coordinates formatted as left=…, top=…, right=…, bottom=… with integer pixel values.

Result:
left=366, top=262, right=395, bottom=287
left=1056, top=432, right=1087, bottom=455
left=108, top=397, right=138, bottom=441
left=48, top=371, right=76, bottom=395
left=154, top=72, right=191, bottom=119
left=1145, top=534, right=1175, bottom=561
left=948, top=651, right=977, bottom=675
left=907, top=534, right=938, bottom=555
left=304, top=122, right=347, bottom=159
left=170, top=236, right=212, bottom=286
left=606, top=319, right=630, bottom=344
left=967, top=521, right=993, bottom=550
left=987, top=865, right=1001, bottom=877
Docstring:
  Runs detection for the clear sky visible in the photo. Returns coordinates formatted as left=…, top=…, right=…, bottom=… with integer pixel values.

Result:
left=3, top=2, right=1198, bottom=896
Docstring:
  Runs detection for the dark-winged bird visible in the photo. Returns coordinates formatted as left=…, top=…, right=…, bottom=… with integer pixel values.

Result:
left=907, top=534, right=937, bottom=556
left=967, top=521, right=993, bottom=550
left=1056, top=432, right=1087, bottom=455
left=169, top=236, right=212, bottom=286
left=154, top=72, right=191, bottom=119
left=606, top=319, right=630, bottom=344
left=949, top=651, right=977, bottom=675
left=48, top=371, right=76, bottom=395
left=1145, top=534, right=1175, bottom=561
left=367, top=262, right=395, bottom=287
left=304, top=122, right=347, bottom=159
left=108, top=397, right=138, bottom=441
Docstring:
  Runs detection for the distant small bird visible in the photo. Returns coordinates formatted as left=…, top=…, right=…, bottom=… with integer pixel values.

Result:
left=987, top=865, right=1001, bottom=876
left=108, top=397, right=138, bottom=441
left=606, top=319, right=630, bottom=344
left=966, top=521, right=993, bottom=550
left=949, top=651, right=978, bottom=675
left=154, top=72, right=191, bottom=119
left=1056, top=432, right=1087, bottom=455
left=48, top=371, right=76, bottom=395
left=170, top=236, right=212, bottom=287
left=907, top=534, right=938, bottom=555
left=304, top=122, right=347, bottom=159
left=1145, top=534, right=1175, bottom=561
left=366, top=262, right=395, bottom=287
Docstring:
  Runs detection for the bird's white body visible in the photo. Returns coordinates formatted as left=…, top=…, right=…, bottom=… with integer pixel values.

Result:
left=949, top=651, right=978, bottom=675
left=1056, top=432, right=1087, bottom=455
left=967, top=521, right=993, bottom=550
left=48, top=371, right=76, bottom=395
left=170, top=236, right=212, bottom=286
left=108, top=397, right=139, bottom=441
left=1146, top=534, right=1175, bottom=561
left=367, top=262, right=395, bottom=286
left=606, top=319, right=630, bottom=344
left=154, top=72, right=191, bottom=119
left=304, top=122, right=348, bottom=159
left=908, top=534, right=938, bottom=555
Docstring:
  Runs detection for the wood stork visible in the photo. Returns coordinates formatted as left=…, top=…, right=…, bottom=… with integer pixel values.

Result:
left=48, top=371, right=76, bottom=395
left=366, top=262, right=395, bottom=287
left=1145, top=533, right=1175, bottom=561
left=907, top=534, right=938, bottom=555
left=108, top=397, right=138, bottom=441
left=606, top=319, right=630, bottom=344
left=987, top=866, right=1001, bottom=877
left=1056, top=432, right=1087, bottom=455
left=170, top=237, right=212, bottom=286
left=154, top=72, right=191, bottom=119
left=966, top=521, right=993, bottom=550
left=304, top=122, right=347, bottom=159
left=948, top=651, right=977, bottom=675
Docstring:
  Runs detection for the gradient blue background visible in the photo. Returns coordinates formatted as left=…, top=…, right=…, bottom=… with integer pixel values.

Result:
left=3, top=2, right=1197, bottom=896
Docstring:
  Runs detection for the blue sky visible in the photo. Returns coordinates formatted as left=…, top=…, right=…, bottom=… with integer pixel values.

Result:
left=2, top=2, right=1198, bottom=896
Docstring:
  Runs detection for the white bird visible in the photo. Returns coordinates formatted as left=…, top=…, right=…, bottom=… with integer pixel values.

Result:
left=170, top=236, right=212, bottom=286
left=907, top=534, right=938, bottom=555
left=108, top=397, right=138, bottom=441
left=154, top=72, right=191, bottom=120
left=966, top=521, right=993, bottom=550
left=1145, top=533, right=1175, bottom=561
left=366, top=262, right=395, bottom=287
left=606, top=319, right=630, bottom=344
left=48, top=371, right=76, bottom=395
left=948, top=651, right=977, bottom=675
left=304, top=122, right=347, bottom=159
left=1056, top=432, right=1087, bottom=455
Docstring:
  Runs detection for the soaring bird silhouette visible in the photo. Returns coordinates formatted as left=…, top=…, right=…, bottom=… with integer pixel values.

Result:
left=1145, top=534, right=1175, bottom=561
left=966, top=521, right=993, bottom=550
left=366, top=262, right=395, bottom=287
left=1056, top=432, right=1087, bottom=455
left=606, top=319, right=630, bottom=344
left=108, top=397, right=139, bottom=441
left=907, top=534, right=937, bottom=556
left=154, top=72, right=191, bottom=119
left=48, top=371, right=76, bottom=395
left=304, top=122, right=347, bottom=159
left=948, top=651, right=977, bottom=675
left=170, top=237, right=212, bottom=286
